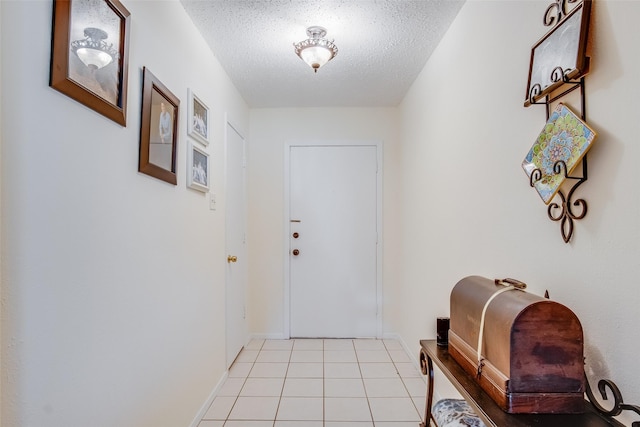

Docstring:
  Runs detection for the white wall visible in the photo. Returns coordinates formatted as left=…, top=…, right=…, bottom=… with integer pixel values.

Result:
left=247, top=108, right=402, bottom=338
left=0, top=1, right=248, bottom=426
left=397, top=0, right=640, bottom=424
left=3, top=0, right=639, bottom=425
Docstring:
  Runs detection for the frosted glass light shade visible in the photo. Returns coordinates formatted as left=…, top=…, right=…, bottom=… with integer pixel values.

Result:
left=300, top=46, right=333, bottom=71
left=75, top=48, right=114, bottom=69
left=70, top=27, right=119, bottom=70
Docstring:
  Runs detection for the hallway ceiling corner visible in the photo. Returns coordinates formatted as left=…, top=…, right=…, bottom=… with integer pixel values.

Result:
left=179, top=0, right=465, bottom=108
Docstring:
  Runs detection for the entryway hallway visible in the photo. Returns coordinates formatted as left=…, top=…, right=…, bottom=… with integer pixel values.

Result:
left=197, top=339, right=426, bottom=426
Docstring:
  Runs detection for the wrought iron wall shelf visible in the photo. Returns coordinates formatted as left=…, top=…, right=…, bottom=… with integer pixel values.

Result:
left=528, top=76, right=589, bottom=243
left=523, top=0, right=594, bottom=243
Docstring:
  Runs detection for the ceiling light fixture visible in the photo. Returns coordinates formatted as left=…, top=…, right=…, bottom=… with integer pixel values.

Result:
left=293, top=26, right=338, bottom=73
left=71, top=27, right=119, bottom=71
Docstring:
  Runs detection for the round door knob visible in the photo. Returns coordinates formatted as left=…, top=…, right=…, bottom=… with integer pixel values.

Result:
left=292, top=232, right=300, bottom=239
left=292, top=249, right=300, bottom=256
left=227, top=255, right=238, bottom=263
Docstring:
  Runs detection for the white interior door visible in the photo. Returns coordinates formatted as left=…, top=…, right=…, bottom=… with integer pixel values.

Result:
left=288, top=144, right=380, bottom=338
left=225, top=121, right=247, bottom=367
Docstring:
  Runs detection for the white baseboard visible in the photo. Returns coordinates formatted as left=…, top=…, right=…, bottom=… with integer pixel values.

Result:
left=188, top=370, right=229, bottom=427
left=382, top=332, right=422, bottom=371
left=248, top=332, right=288, bottom=341
left=382, top=332, right=450, bottom=407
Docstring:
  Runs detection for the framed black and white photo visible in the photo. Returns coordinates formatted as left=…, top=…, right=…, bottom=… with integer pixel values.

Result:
left=187, top=141, right=210, bottom=192
left=139, top=67, right=179, bottom=185
left=50, top=0, right=131, bottom=125
left=188, top=89, right=210, bottom=146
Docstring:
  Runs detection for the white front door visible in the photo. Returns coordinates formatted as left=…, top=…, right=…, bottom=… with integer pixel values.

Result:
left=225, top=121, right=247, bottom=367
left=288, top=143, right=380, bottom=338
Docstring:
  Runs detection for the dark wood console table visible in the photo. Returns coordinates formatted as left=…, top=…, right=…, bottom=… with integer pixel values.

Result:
left=419, top=339, right=625, bottom=427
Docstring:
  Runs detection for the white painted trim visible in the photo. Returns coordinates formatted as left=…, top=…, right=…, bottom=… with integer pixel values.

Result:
left=224, top=112, right=250, bottom=367
left=248, top=332, right=289, bottom=341
left=383, top=332, right=423, bottom=373
left=283, top=140, right=384, bottom=339
left=188, top=370, right=229, bottom=427
left=283, top=144, right=291, bottom=339
left=384, top=332, right=461, bottom=414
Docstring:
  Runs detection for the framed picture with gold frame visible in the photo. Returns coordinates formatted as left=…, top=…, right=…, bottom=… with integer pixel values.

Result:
left=139, top=67, right=180, bottom=185
left=49, top=0, right=131, bottom=126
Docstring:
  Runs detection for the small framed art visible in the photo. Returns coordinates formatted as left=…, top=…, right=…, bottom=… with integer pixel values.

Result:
left=188, top=89, right=210, bottom=146
left=187, top=141, right=210, bottom=192
left=524, top=0, right=591, bottom=106
left=139, top=67, right=180, bottom=185
left=50, top=0, right=131, bottom=126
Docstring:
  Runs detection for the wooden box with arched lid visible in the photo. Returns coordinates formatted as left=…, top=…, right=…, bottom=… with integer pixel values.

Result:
left=448, top=275, right=585, bottom=414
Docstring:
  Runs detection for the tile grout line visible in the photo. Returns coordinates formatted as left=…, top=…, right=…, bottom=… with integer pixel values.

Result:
left=385, top=340, right=426, bottom=421
left=384, top=339, right=423, bottom=424
left=354, top=339, right=376, bottom=425
left=221, top=340, right=264, bottom=424
left=270, top=340, right=292, bottom=426
left=322, top=338, right=326, bottom=426
left=204, top=338, right=423, bottom=426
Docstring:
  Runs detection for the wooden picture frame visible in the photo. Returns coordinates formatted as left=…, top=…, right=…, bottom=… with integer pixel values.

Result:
left=524, top=0, right=591, bottom=107
left=50, top=0, right=131, bottom=126
left=139, top=67, right=180, bottom=185
left=188, top=89, right=210, bottom=146
left=187, top=141, right=210, bottom=192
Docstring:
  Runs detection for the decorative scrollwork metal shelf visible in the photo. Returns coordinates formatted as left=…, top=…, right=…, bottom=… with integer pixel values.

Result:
left=523, top=0, right=594, bottom=243
left=586, top=374, right=640, bottom=427
left=528, top=71, right=589, bottom=243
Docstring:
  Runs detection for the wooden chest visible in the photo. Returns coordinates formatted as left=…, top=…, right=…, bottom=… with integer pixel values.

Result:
left=448, top=275, right=585, bottom=414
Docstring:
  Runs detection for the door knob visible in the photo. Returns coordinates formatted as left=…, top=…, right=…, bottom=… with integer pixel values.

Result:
left=292, top=249, right=300, bottom=256
left=227, top=255, right=238, bottom=263
left=292, top=232, right=299, bottom=238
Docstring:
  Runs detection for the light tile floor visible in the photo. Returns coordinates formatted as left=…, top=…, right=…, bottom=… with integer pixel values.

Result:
left=198, top=339, right=426, bottom=427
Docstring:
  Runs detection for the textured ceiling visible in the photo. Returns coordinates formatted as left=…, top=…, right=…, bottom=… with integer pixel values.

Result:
left=179, top=0, right=465, bottom=108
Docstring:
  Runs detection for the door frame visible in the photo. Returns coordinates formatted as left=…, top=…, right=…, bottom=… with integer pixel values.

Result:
left=224, top=114, right=248, bottom=367
left=283, top=140, right=383, bottom=339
